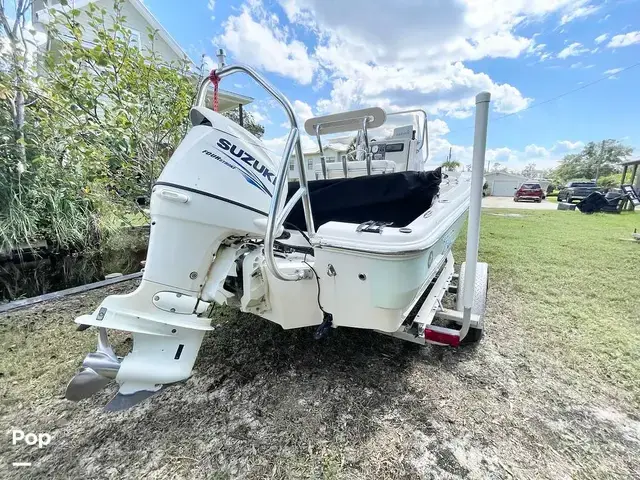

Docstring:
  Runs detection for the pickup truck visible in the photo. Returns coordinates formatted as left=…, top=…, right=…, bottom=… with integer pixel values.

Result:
left=557, top=181, right=599, bottom=203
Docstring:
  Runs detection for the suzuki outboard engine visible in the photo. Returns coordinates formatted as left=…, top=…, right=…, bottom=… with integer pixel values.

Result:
left=66, top=107, right=280, bottom=408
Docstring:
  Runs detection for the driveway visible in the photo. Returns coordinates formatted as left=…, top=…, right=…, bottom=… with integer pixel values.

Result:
left=482, top=196, right=558, bottom=210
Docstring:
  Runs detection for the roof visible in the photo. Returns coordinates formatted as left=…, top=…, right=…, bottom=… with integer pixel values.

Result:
left=205, top=88, right=254, bottom=111
left=621, top=157, right=640, bottom=166
left=293, top=143, right=349, bottom=156
left=35, top=0, right=188, bottom=62
left=485, top=171, right=527, bottom=180
left=35, top=1, right=254, bottom=109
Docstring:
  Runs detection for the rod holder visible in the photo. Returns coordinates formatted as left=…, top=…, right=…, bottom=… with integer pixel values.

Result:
left=216, top=48, right=226, bottom=68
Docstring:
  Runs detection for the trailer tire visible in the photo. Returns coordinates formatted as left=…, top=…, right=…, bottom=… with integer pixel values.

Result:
left=455, top=261, right=488, bottom=344
left=462, top=326, right=483, bottom=344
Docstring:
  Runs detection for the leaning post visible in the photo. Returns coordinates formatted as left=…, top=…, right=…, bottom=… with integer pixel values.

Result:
left=460, top=91, right=490, bottom=339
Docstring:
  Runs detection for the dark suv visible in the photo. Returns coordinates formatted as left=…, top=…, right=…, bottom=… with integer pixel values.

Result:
left=557, top=181, right=599, bottom=203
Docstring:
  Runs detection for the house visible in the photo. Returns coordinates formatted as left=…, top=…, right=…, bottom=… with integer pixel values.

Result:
left=289, top=143, right=349, bottom=181
left=484, top=172, right=550, bottom=196
left=32, top=0, right=252, bottom=114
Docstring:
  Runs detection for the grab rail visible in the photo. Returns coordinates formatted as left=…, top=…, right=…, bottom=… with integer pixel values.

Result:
left=386, top=109, right=429, bottom=168
left=195, top=62, right=314, bottom=281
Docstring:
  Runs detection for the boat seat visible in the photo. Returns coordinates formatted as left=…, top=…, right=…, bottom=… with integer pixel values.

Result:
left=285, top=168, right=442, bottom=230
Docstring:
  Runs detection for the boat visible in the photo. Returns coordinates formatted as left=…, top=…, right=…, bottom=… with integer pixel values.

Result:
left=64, top=52, right=491, bottom=410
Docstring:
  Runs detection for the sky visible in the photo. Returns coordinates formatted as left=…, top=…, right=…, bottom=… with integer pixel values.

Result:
left=144, top=0, right=640, bottom=172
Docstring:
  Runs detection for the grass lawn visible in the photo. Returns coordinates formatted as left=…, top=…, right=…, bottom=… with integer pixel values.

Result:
left=455, top=209, right=640, bottom=400
left=1, top=208, right=639, bottom=479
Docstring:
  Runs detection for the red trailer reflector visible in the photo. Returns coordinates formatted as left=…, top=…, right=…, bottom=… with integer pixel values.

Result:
left=425, top=327, right=461, bottom=347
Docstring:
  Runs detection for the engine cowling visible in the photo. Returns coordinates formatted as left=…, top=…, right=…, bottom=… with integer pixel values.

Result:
left=157, top=107, right=280, bottom=221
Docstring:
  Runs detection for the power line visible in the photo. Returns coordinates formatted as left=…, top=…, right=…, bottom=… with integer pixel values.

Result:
left=446, top=60, right=640, bottom=137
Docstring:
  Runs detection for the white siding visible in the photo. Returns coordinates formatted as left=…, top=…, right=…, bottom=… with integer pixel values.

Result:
left=288, top=147, right=347, bottom=181
left=43, top=0, right=184, bottom=64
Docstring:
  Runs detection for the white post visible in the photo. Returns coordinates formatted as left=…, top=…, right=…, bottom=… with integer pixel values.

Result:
left=460, top=91, right=490, bottom=339
left=216, top=48, right=226, bottom=68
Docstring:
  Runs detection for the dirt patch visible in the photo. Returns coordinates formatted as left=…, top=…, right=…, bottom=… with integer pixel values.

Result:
left=1, top=277, right=639, bottom=479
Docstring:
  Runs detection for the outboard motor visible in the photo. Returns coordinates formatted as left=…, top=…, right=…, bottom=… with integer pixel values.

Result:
left=66, top=107, right=279, bottom=409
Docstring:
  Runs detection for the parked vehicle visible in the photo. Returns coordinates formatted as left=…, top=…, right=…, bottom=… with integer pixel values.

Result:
left=557, top=181, right=599, bottom=203
left=514, top=182, right=544, bottom=202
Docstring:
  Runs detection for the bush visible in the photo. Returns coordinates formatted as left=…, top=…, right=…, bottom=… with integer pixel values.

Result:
left=0, top=1, right=197, bottom=253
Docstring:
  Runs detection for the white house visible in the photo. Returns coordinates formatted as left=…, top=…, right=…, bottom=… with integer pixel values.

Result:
left=484, top=172, right=550, bottom=196
left=32, top=0, right=252, bottom=113
left=289, top=143, right=349, bottom=181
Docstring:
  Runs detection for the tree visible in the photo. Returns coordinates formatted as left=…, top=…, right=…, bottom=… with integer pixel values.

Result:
left=553, top=140, right=632, bottom=183
left=491, top=162, right=506, bottom=172
left=521, top=162, right=537, bottom=179
left=442, top=159, right=461, bottom=171
left=222, top=109, right=264, bottom=138
left=346, top=137, right=357, bottom=159
left=0, top=0, right=34, bottom=164
left=1, top=1, right=268, bottom=253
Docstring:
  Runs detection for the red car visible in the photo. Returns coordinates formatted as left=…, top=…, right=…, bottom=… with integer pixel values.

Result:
left=514, top=182, right=544, bottom=202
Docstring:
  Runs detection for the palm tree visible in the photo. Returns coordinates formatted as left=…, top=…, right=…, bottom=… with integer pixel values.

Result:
left=442, top=159, right=461, bottom=171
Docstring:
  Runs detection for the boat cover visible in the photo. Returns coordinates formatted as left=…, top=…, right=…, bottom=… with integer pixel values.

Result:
left=285, top=168, right=442, bottom=230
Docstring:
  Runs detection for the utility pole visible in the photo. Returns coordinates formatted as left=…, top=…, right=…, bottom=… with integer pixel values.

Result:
left=594, top=139, right=604, bottom=184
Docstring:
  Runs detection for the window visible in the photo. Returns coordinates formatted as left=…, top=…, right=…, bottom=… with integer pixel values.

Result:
left=324, top=156, right=336, bottom=163
left=385, top=143, right=404, bottom=153
left=116, top=29, right=141, bottom=50
left=289, top=161, right=295, bottom=171
left=308, top=158, right=313, bottom=169
left=129, top=30, right=141, bottom=50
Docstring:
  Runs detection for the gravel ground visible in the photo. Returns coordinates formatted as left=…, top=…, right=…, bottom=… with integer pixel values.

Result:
left=1, top=274, right=639, bottom=479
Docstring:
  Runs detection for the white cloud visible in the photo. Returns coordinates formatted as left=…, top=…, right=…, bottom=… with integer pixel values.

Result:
left=525, top=144, right=549, bottom=158
left=557, top=42, right=589, bottom=59
left=594, top=33, right=609, bottom=45
left=293, top=100, right=314, bottom=124
left=207, top=0, right=215, bottom=10
left=201, top=55, right=216, bottom=71
left=262, top=133, right=316, bottom=158
left=604, top=67, right=623, bottom=79
left=314, top=52, right=531, bottom=118
left=217, top=0, right=612, bottom=127
left=607, top=31, right=640, bottom=48
left=552, top=140, right=584, bottom=152
left=216, top=6, right=316, bottom=84
left=433, top=138, right=585, bottom=171
left=248, top=108, right=269, bottom=124
left=560, top=3, right=601, bottom=25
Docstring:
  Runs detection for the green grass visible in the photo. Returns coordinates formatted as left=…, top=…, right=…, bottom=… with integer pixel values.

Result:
left=455, top=210, right=640, bottom=397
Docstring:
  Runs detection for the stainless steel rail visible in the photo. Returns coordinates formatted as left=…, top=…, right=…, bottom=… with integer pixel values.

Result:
left=362, top=117, right=372, bottom=175
left=195, top=64, right=314, bottom=281
left=312, top=114, right=376, bottom=179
